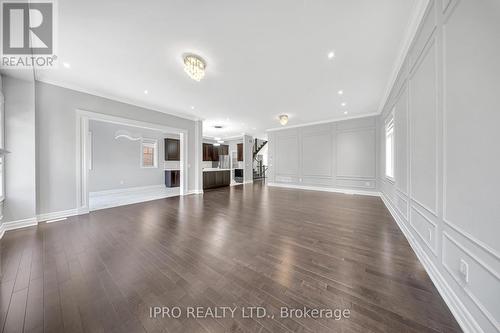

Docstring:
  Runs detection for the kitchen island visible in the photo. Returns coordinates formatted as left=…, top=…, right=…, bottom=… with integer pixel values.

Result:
left=203, top=168, right=231, bottom=190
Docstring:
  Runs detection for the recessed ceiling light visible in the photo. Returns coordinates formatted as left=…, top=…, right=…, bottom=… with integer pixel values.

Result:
left=190, top=106, right=195, bottom=110
left=327, top=51, right=335, bottom=59
left=144, top=90, right=148, bottom=95
left=344, top=111, right=348, bottom=115
left=341, top=102, right=347, bottom=107
left=63, top=62, right=71, bottom=68
left=338, top=90, right=343, bottom=95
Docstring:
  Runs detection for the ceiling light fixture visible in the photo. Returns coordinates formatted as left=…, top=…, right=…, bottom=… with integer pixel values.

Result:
left=344, top=111, right=348, bottom=115
left=183, top=54, right=206, bottom=81
left=144, top=90, right=148, bottom=95
left=341, top=102, right=346, bottom=107
left=279, top=114, right=289, bottom=126
left=338, top=90, right=343, bottom=95
left=328, top=51, right=335, bottom=59
left=63, top=62, right=71, bottom=68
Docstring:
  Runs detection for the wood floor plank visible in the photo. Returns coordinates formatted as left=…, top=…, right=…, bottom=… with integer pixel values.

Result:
left=0, top=182, right=461, bottom=332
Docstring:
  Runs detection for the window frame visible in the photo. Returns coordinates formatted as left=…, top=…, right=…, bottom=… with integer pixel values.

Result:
left=140, top=138, right=158, bottom=169
left=385, top=111, right=395, bottom=182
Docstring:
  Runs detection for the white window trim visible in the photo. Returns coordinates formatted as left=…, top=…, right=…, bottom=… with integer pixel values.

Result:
left=140, top=138, right=158, bottom=168
left=385, top=111, right=395, bottom=183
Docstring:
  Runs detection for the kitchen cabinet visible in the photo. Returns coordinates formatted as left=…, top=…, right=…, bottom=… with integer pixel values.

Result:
left=203, top=170, right=230, bottom=190
left=165, top=138, right=180, bottom=161
left=219, top=144, right=229, bottom=155
left=212, top=145, right=219, bottom=161
left=203, top=143, right=213, bottom=161
left=203, top=143, right=229, bottom=161
left=165, top=170, right=180, bottom=187
left=237, top=143, right=243, bottom=161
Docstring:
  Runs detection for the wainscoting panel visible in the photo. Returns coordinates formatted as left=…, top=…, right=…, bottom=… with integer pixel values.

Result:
left=336, top=128, right=376, bottom=179
left=301, top=131, right=333, bottom=178
left=409, top=38, right=438, bottom=216
left=275, top=133, right=299, bottom=176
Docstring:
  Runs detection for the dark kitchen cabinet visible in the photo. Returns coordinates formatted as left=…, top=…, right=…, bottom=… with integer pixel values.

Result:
left=203, top=170, right=230, bottom=190
left=203, top=143, right=213, bottom=161
left=212, top=146, right=219, bottom=161
left=219, top=144, right=229, bottom=155
left=237, top=143, right=243, bottom=161
left=165, top=138, right=180, bottom=161
left=165, top=170, right=180, bottom=187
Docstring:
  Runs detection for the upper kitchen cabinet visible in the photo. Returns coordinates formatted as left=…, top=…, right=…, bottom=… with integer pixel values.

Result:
left=203, top=143, right=213, bottom=161
left=237, top=143, right=243, bottom=161
left=219, top=144, right=229, bottom=156
left=165, top=138, right=180, bottom=161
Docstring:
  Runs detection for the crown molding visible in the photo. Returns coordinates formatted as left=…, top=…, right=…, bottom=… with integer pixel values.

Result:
left=377, top=0, right=431, bottom=114
left=266, top=112, right=379, bottom=132
left=35, top=78, right=202, bottom=122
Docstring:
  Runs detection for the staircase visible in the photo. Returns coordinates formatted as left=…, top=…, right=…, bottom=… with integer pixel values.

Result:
left=253, top=138, right=268, bottom=180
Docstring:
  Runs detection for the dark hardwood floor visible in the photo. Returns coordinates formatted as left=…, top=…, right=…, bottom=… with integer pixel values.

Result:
left=0, top=182, right=461, bottom=333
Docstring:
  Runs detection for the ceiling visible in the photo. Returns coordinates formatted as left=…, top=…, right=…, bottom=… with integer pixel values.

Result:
left=34, top=0, right=419, bottom=138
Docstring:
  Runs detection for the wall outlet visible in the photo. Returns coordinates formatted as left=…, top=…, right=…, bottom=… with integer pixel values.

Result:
left=459, top=259, right=469, bottom=283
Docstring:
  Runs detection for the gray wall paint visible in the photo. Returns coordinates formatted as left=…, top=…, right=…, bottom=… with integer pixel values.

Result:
left=378, top=1, right=500, bottom=332
left=267, top=116, right=378, bottom=191
left=35, top=81, right=200, bottom=215
left=2, top=76, right=36, bottom=223
left=88, top=121, right=168, bottom=192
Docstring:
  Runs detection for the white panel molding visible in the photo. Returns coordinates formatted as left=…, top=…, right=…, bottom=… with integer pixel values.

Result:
left=410, top=205, right=438, bottom=256
left=442, top=232, right=500, bottom=331
left=440, top=0, right=499, bottom=264
left=408, top=36, right=440, bottom=218
left=378, top=0, right=431, bottom=113
left=380, top=193, right=483, bottom=333
left=267, top=183, right=379, bottom=197
left=443, top=219, right=500, bottom=262
left=300, top=130, right=333, bottom=178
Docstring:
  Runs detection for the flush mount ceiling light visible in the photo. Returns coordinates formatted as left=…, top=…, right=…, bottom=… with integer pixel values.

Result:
left=338, top=90, right=344, bottom=95
left=327, top=51, right=335, bottom=59
left=279, top=114, right=289, bottom=126
left=183, top=54, right=206, bottom=81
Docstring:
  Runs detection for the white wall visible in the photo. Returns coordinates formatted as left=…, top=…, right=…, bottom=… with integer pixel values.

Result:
left=378, top=1, right=500, bottom=332
left=35, top=81, right=201, bottom=215
left=2, top=76, right=36, bottom=224
left=267, top=116, right=378, bottom=193
left=88, top=121, right=170, bottom=192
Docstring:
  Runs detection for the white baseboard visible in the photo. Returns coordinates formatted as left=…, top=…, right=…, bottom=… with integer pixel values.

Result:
left=380, top=194, right=482, bottom=333
left=89, top=184, right=180, bottom=211
left=37, top=208, right=79, bottom=223
left=0, top=217, right=38, bottom=239
left=185, top=189, right=203, bottom=195
left=267, top=182, right=380, bottom=197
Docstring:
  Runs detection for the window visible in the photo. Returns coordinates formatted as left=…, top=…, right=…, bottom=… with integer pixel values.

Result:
left=141, top=139, right=158, bottom=168
left=385, top=113, right=395, bottom=180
